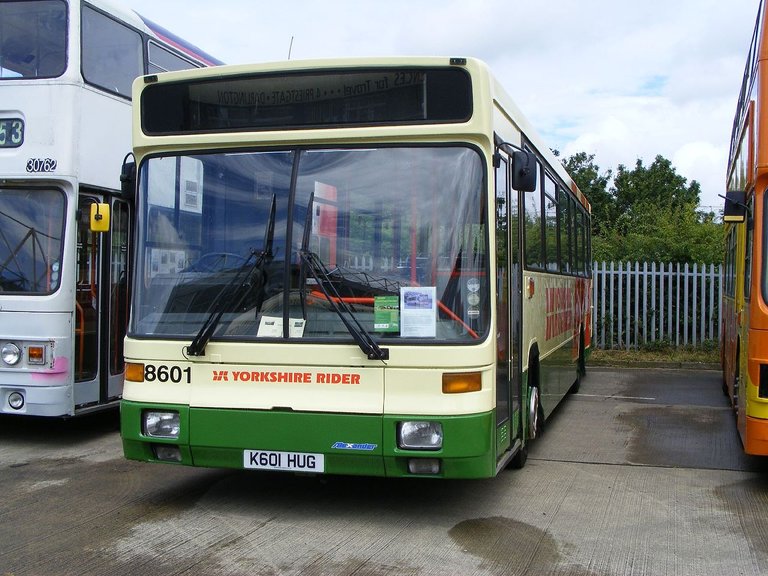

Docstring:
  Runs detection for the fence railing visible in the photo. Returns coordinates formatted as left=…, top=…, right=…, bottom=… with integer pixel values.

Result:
left=591, top=261, right=722, bottom=350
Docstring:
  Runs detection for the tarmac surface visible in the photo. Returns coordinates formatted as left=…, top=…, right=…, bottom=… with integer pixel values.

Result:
left=1, top=366, right=767, bottom=575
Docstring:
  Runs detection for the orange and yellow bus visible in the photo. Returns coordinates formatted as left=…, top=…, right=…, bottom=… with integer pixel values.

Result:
left=120, top=57, right=592, bottom=478
left=723, top=0, right=768, bottom=455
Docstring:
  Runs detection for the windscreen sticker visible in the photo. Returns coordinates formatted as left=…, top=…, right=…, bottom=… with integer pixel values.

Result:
left=374, top=295, right=400, bottom=332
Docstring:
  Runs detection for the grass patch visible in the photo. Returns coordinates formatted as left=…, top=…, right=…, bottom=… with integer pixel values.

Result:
left=590, top=340, right=719, bottom=367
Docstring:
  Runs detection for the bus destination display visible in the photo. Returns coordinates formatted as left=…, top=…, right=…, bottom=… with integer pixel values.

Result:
left=141, top=67, right=472, bottom=134
left=0, top=118, right=23, bottom=148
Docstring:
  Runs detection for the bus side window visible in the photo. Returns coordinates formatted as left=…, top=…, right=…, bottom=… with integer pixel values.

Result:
left=81, top=5, right=143, bottom=97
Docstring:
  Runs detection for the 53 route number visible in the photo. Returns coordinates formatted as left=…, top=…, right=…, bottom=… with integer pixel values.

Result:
left=144, top=364, right=191, bottom=384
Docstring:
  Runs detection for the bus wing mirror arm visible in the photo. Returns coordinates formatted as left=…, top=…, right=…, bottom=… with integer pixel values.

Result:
left=120, top=153, right=137, bottom=200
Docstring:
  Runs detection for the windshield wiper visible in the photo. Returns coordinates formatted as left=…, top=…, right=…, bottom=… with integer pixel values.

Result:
left=186, top=195, right=276, bottom=357
left=298, top=192, right=387, bottom=361
left=299, top=249, right=389, bottom=361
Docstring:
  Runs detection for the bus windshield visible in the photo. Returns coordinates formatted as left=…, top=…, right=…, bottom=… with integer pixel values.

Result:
left=0, top=188, right=65, bottom=293
left=132, top=146, right=488, bottom=344
left=0, top=1, right=67, bottom=79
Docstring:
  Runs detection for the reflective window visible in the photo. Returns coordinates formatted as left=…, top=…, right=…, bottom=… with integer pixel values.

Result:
left=148, top=42, right=198, bottom=74
left=81, top=5, right=142, bottom=97
left=558, top=189, right=572, bottom=274
left=132, top=146, right=488, bottom=344
left=0, top=1, right=67, bottom=79
left=524, top=160, right=544, bottom=269
left=0, top=188, right=65, bottom=293
left=544, top=174, right=558, bottom=272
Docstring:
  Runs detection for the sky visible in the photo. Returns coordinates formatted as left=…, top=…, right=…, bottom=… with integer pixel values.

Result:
left=122, top=0, right=760, bottom=212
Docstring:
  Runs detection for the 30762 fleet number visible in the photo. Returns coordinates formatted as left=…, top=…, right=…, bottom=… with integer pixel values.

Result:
left=26, top=158, right=57, bottom=172
left=144, top=364, right=191, bottom=383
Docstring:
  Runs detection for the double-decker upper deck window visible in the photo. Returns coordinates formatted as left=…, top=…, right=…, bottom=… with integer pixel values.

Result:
left=148, top=42, right=198, bottom=74
left=0, top=1, right=67, bottom=79
left=81, top=5, right=142, bottom=97
left=141, top=67, right=472, bottom=134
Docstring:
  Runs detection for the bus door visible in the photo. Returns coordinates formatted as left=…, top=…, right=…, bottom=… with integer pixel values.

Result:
left=76, top=194, right=131, bottom=408
left=75, top=195, right=100, bottom=400
left=495, top=153, right=522, bottom=453
left=106, top=198, right=131, bottom=400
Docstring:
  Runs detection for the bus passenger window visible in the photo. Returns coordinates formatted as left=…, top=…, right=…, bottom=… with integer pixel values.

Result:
left=81, top=5, right=142, bottom=97
left=0, top=1, right=66, bottom=78
left=524, top=160, right=544, bottom=269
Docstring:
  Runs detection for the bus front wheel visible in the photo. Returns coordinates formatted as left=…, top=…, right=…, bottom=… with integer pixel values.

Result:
left=528, top=385, right=542, bottom=439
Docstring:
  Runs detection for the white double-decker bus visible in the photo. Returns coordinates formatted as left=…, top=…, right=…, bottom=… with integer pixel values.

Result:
left=0, top=0, right=221, bottom=416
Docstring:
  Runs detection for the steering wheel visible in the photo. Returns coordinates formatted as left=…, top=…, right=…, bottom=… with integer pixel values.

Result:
left=189, top=252, right=247, bottom=272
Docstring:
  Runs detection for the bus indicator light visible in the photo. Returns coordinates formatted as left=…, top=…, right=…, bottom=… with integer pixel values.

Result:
left=442, top=372, right=481, bottom=394
left=126, top=363, right=145, bottom=382
left=27, top=345, right=45, bottom=365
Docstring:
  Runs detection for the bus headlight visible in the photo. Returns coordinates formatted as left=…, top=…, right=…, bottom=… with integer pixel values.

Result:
left=397, top=421, right=443, bottom=450
left=1, top=343, right=21, bottom=366
left=8, top=391, right=25, bottom=410
left=143, top=411, right=180, bottom=439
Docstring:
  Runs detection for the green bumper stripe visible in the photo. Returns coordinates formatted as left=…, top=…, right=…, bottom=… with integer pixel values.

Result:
left=120, top=400, right=496, bottom=478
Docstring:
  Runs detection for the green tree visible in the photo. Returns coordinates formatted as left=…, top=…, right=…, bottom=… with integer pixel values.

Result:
left=613, top=155, right=701, bottom=228
left=559, top=152, right=721, bottom=264
left=593, top=202, right=722, bottom=263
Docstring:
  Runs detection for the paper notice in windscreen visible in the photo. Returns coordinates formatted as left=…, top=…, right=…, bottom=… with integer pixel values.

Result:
left=257, top=315, right=306, bottom=338
left=400, top=287, right=436, bottom=338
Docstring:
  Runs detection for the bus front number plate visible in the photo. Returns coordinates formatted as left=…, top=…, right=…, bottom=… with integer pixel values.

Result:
left=243, top=449, right=325, bottom=472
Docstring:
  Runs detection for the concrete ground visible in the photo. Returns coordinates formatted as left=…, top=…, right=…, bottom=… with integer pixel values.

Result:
left=1, top=366, right=766, bottom=575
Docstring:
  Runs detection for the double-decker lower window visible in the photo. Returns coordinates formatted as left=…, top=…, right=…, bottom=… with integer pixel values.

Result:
left=132, top=146, right=488, bottom=343
left=0, top=188, right=65, bottom=293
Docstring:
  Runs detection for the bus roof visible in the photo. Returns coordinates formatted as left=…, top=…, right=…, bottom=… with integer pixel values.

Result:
left=86, top=0, right=224, bottom=66
left=138, top=16, right=224, bottom=67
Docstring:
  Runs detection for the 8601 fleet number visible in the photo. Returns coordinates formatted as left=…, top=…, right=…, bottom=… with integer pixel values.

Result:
left=143, top=364, right=191, bottom=384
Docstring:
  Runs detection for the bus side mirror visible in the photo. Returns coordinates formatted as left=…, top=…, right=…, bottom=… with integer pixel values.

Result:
left=512, top=150, right=536, bottom=192
left=723, top=190, right=747, bottom=223
left=90, top=203, right=110, bottom=232
left=120, top=159, right=136, bottom=200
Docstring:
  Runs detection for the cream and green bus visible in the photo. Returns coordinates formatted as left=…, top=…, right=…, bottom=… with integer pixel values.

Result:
left=120, top=57, right=592, bottom=478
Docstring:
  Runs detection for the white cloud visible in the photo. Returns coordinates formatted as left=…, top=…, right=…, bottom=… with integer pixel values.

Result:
left=674, top=141, right=729, bottom=211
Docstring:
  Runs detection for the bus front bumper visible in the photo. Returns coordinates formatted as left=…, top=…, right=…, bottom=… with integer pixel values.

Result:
left=120, top=401, right=496, bottom=479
